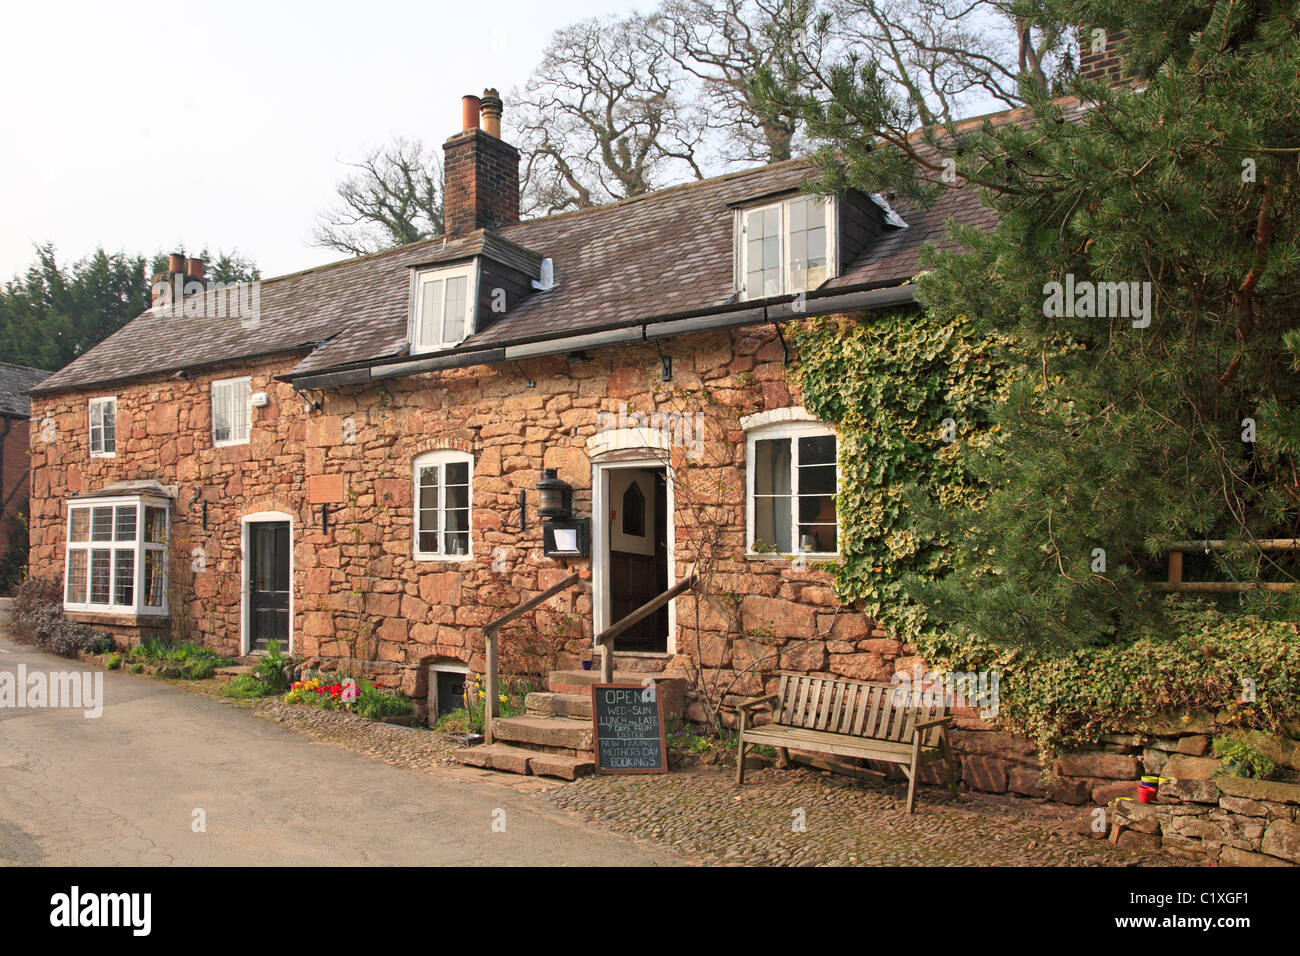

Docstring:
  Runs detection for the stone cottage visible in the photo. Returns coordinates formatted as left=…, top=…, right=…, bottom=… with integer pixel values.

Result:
left=27, top=88, right=1000, bottom=773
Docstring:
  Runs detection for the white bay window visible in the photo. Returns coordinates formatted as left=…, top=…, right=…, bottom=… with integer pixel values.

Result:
left=64, top=495, right=169, bottom=614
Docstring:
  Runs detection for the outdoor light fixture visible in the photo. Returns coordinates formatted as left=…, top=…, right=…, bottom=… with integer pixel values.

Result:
left=536, top=468, right=573, bottom=519
left=542, top=517, right=590, bottom=558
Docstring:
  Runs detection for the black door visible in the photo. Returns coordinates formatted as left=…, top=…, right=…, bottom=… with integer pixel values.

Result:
left=249, top=522, right=290, bottom=652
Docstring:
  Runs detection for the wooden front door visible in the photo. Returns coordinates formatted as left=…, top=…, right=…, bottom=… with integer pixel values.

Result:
left=606, top=468, right=669, bottom=653
left=248, top=521, right=290, bottom=652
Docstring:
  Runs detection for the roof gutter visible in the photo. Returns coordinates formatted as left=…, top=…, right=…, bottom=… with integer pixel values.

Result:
left=290, top=283, right=916, bottom=391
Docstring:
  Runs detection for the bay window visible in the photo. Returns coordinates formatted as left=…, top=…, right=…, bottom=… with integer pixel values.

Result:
left=64, top=496, right=169, bottom=614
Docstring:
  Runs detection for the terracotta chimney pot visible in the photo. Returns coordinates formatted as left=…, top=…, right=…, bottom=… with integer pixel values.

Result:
left=461, top=94, right=481, bottom=132
left=168, top=252, right=185, bottom=273
left=480, top=88, right=503, bottom=138
left=186, top=257, right=204, bottom=279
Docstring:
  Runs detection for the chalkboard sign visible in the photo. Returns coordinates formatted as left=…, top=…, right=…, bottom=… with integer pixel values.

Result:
left=591, top=683, right=668, bottom=774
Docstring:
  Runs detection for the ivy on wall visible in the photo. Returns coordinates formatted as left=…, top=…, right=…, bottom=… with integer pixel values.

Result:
left=789, top=309, right=1300, bottom=756
left=787, top=307, right=1011, bottom=664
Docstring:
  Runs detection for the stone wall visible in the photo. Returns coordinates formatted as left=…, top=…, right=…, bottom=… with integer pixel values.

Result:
left=1111, top=776, right=1300, bottom=866
left=28, top=325, right=920, bottom=722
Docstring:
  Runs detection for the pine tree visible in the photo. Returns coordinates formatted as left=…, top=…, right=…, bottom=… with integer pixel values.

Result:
left=804, top=1, right=1300, bottom=649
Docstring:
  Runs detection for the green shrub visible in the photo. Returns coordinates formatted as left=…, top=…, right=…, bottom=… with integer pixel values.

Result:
left=181, top=657, right=217, bottom=680
left=992, top=602, right=1300, bottom=757
left=221, top=674, right=274, bottom=698
left=1213, top=736, right=1279, bottom=780
left=433, top=708, right=471, bottom=733
left=105, top=652, right=122, bottom=670
left=129, top=662, right=144, bottom=674
left=356, top=683, right=413, bottom=721
left=254, top=640, right=292, bottom=692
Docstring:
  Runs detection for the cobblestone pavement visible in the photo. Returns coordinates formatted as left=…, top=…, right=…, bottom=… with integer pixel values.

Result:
left=545, top=764, right=1191, bottom=866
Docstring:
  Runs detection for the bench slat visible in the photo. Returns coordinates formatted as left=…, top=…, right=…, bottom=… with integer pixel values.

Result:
left=804, top=678, right=824, bottom=728
left=818, top=682, right=841, bottom=731
left=774, top=674, right=790, bottom=723
left=792, top=677, right=810, bottom=726
left=837, top=683, right=858, bottom=735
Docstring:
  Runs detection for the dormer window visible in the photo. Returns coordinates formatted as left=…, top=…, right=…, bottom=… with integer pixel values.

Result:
left=737, top=195, right=836, bottom=300
left=412, top=262, right=478, bottom=354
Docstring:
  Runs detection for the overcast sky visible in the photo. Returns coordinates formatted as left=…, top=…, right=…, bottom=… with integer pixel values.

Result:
left=0, top=0, right=640, bottom=281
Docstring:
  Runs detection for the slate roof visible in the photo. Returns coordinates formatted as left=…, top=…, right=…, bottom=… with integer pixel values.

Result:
left=31, top=130, right=1007, bottom=395
left=0, top=362, right=52, bottom=417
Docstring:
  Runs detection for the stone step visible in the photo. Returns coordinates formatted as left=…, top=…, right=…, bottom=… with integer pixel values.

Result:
left=548, top=670, right=687, bottom=721
left=492, top=714, right=594, bottom=752
left=525, top=691, right=592, bottom=719
left=214, top=665, right=256, bottom=678
left=452, top=743, right=594, bottom=780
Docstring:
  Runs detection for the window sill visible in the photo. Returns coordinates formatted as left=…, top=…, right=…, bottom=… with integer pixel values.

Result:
left=89, top=452, right=116, bottom=459
left=743, top=552, right=842, bottom=564
left=64, top=609, right=169, bottom=627
left=413, top=553, right=473, bottom=563
left=213, top=438, right=250, bottom=448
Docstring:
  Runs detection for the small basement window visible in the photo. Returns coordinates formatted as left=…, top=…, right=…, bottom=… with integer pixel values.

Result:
left=64, top=495, right=170, bottom=614
left=428, top=662, right=470, bottom=721
left=411, top=262, right=478, bottom=354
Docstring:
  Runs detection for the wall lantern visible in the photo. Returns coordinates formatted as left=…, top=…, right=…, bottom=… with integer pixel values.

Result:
left=536, top=468, right=573, bottom=519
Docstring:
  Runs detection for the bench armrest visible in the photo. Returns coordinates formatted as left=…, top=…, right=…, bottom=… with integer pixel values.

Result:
left=736, top=693, right=778, bottom=713
left=914, top=715, right=954, bottom=732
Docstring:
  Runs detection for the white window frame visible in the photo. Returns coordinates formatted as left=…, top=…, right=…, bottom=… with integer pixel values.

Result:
left=211, top=376, right=252, bottom=447
left=735, top=195, right=838, bottom=301
left=63, top=495, right=170, bottom=615
left=744, top=419, right=840, bottom=558
left=412, top=450, right=474, bottom=561
left=88, top=396, right=117, bottom=457
left=409, top=261, right=479, bottom=355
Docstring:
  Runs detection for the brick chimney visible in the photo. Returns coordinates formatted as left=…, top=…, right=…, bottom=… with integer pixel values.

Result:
left=442, top=87, right=520, bottom=239
left=1077, top=25, right=1129, bottom=84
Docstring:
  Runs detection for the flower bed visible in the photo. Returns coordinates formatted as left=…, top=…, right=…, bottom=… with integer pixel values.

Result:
left=284, top=672, right=413, bottom=721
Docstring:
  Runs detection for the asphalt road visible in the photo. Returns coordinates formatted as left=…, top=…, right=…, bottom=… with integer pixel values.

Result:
left=0, top=634, right=677, bottom=866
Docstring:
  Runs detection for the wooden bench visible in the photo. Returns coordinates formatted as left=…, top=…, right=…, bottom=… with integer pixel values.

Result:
left=736, top=673, right=959, bottom=813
